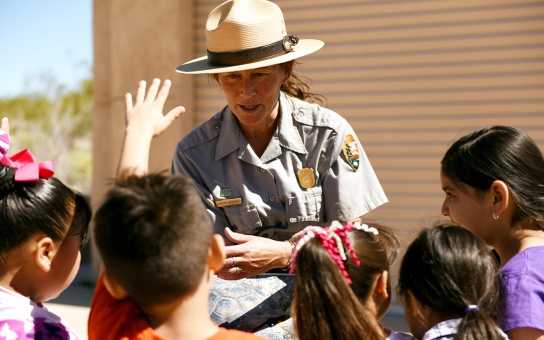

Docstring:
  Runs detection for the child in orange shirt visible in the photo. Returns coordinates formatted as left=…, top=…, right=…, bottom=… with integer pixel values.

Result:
left=88, top=79, right=264, bottom=340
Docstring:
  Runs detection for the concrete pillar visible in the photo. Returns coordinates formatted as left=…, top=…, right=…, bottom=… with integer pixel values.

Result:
left=91, top=0, right=196, bottom=279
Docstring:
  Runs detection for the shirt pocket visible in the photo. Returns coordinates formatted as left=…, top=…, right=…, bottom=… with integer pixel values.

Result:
left=222, top=204, right=263, bottom=235
left=287, top=187, right=323, bottom=223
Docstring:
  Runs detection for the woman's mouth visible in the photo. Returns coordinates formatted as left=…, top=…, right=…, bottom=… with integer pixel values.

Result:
left=240, top=104, right=258, bottom=111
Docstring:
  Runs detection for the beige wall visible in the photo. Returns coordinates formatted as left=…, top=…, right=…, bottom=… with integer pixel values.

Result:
left=93, top=0, right=544, bottom=282
left=188, top=0, right=544, bottom=251
left=91, top=0, right=196, bottom=274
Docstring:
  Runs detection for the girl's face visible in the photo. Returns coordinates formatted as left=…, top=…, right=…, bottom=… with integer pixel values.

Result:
left=39, top=232, right=82, bottom=302
left=402, top=291, right=429, bottom=340
left=215, top=64, right=288, bottom=130
left=440, top=170, right=495, bottom=245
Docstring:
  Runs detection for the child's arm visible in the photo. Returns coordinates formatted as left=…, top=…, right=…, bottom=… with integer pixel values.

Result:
left=97, top=79, right=184, bottom=278
left=117, top=78, right=185, bottom=177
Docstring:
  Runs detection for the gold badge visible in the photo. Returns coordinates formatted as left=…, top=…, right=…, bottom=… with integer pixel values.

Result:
left=215, top=198, right=242, bottom=208
left=342, top=134, right=360, bottom=171
left=297, top=168, right=316, bottom=189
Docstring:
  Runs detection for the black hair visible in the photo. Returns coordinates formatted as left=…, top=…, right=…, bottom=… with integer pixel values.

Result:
left=398, top=222, right=504, bottom=340
left=0, top=164, right=91, bottom=262
left=93, top=172, right=214, bottom=308
left=441, top=125, right=544, bottom=230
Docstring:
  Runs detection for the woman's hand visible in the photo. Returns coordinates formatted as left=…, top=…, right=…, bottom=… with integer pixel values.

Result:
left=216, top=227, right=293, bottom=280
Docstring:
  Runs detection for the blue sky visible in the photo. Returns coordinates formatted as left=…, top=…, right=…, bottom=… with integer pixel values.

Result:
left=0, top=0, right=92, bottom=98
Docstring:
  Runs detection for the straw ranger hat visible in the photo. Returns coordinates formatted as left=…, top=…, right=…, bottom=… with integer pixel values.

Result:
left=176, top=0, right=324, bottom=74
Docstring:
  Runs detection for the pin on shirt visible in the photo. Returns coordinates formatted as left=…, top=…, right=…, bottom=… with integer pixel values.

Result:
left=297, top=168, right=316, bottom=189
left=342, top=134, right=360, bottom=171
left=215, top=198, right=242, bottom=208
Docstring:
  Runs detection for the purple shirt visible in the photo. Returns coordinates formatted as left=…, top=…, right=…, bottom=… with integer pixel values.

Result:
left=0, top=286, right=80, bottom=339
left=499, top=246, right=544, bottom=332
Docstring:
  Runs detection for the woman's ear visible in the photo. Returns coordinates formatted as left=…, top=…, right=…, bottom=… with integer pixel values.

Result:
left=103, top=271, right=129, bottom=300
left=34, top=236, right=57, bottom=273
left=208, top=234, right=226, bottom=272
left=282, top=61, right=295, bottom=83
left=490, top=180, right=510, bottom=218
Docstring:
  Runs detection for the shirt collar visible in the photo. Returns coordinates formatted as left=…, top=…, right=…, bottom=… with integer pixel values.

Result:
left=215, top=106, right=244, bottom=162
left=422, top=319, right=462, bottom=340
left=276, top=92, right=308, bottom=155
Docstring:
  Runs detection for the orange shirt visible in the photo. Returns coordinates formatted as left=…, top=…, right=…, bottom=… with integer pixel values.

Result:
left=88, top=275, right=263, bottom=340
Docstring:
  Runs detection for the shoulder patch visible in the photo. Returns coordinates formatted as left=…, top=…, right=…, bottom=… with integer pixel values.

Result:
left=342, top=134, right=360, bottom=171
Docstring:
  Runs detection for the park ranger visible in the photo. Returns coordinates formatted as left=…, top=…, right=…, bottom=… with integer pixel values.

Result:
left=172, top=0, right=387, bottom=280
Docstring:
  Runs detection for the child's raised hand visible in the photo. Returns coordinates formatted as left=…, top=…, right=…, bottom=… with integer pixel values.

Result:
left=125, top=78, right=185, bottom=138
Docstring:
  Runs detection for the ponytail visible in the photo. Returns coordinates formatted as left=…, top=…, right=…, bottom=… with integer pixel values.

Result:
left=455, top=306, right=505, bottom=340
left=291, top=223, right=383, bottom=340
left=292, top=238, right=382, bottom=340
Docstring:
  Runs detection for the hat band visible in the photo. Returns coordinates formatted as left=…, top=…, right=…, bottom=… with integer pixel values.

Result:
left=207, top=35, right=299, bottom=67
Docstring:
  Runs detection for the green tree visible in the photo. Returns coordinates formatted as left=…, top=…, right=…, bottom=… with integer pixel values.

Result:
left=0, top=76, right=93, bottom=193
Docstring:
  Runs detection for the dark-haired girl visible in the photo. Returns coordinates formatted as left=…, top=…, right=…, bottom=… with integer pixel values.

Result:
left=398, top=223, right=507, bottom=340
left=0, top=118, right=91, bottom=339
left=441, top=125, right=544, bottom=339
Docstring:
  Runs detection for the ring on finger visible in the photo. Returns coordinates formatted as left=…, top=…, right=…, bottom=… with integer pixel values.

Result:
left=232, top=257, right=237, bottom=267
left=235, top=267, right=240, bottom=274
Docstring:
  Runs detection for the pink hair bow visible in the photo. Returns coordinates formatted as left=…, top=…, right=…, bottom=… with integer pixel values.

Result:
left=0, top=149, right=54, bottom=182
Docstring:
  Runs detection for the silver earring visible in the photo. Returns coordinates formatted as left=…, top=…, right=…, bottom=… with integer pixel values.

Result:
left=493, top=213, right=499, bottom=220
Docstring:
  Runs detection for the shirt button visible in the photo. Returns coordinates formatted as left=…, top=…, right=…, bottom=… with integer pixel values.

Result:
left=262, top=233, right=269, bottom=238
left=269, top=195, right=276, bottom=202
left=231, top=226, right=238, bottom=232
left=260, top=168, right=266, bottom=172
left=275, top=221, right=282, bottom=226
left=214, top=122, right=221, bottom=129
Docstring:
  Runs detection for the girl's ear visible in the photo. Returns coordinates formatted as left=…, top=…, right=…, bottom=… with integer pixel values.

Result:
left=490, top=180, right=509, bottom=217
left=373, top=270, right=392, bottom=319
left=34, top=236, right=57, bottom=273
left=208, top=234, right=226, bottom=272
left=374, top=270, right=389, bottom=299
left=103, top=271, right=129, bottom=300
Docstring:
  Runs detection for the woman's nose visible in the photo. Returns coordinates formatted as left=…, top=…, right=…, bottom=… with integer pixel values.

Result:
left=240, top=78, right=256, bottom=98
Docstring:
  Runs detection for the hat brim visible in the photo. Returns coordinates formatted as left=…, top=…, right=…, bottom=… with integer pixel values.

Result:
left=176, top=39, right=324, bottom=74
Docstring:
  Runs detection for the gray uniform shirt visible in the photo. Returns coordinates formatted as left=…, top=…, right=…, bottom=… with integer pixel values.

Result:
left=172, top=93, right=387, bottom=241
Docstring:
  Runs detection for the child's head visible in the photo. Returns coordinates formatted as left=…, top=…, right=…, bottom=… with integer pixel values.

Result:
left=440, top=125, right=544, bottom=240
left=347, top=221, right=399, bottom=319
left=290, top=221, right=399, bottom=340
left=0, top=163, right=91, bottom=302
left=93, top=172, right=224, bottom=309
left=398, top=222, right=503, bottom=340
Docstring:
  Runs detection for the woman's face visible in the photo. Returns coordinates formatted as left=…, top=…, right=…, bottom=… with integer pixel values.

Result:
left=215, top=64, right=288, bottom=130
left=440, top=169, right=495, bottom=245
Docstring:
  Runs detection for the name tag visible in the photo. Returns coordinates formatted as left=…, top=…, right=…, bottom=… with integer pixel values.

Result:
left=215, top=198, right=243, bottom=208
